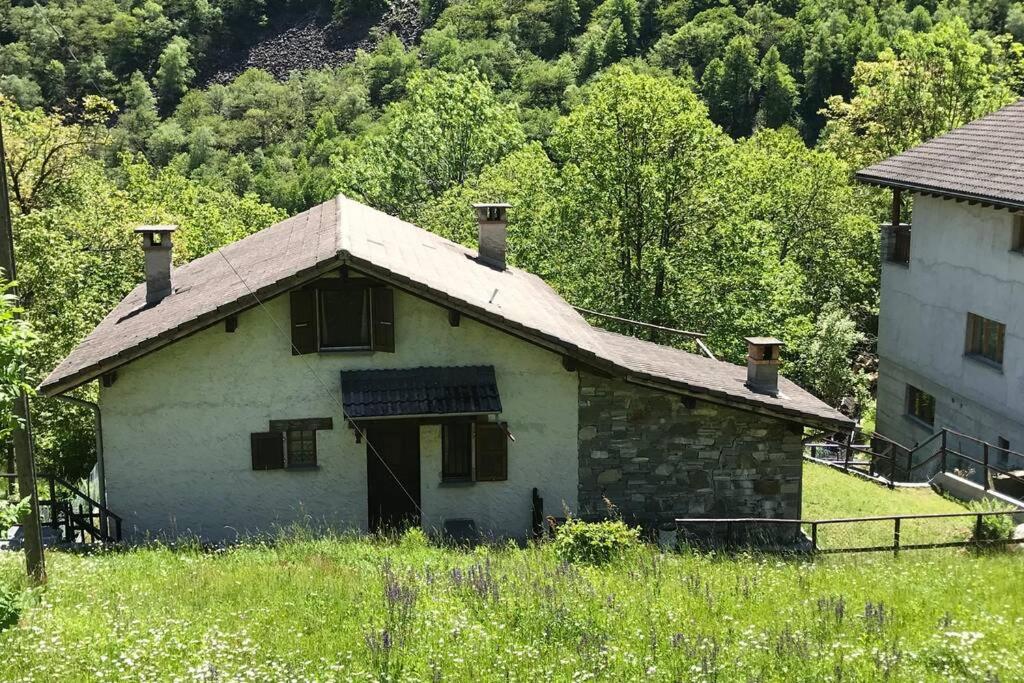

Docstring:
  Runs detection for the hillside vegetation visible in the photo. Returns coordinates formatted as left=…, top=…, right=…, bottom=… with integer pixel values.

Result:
left=1, top=533, right=1021, bottom=681
left=2, top=1, right=1024, bottom=478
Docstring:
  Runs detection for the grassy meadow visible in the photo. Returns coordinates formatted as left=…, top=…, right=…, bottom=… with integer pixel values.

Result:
left=0, top=463, right=1020, bottom=682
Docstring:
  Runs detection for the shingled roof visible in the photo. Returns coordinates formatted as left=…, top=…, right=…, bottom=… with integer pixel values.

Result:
left=856, top=98, right=1024, bottom=209
left=40, top=195, right=851, bottom=429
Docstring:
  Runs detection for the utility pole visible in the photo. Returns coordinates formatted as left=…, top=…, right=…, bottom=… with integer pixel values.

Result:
left=0, top=116, right=45, bottom=584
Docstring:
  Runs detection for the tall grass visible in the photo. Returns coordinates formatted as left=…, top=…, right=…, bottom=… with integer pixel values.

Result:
left=0, top=532, right=1021, bottom=682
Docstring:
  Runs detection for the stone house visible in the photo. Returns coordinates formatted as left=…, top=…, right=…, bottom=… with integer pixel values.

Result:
left=857, top=98, right=1024, bottom=470
left=41, top=196, right=851, bottom=542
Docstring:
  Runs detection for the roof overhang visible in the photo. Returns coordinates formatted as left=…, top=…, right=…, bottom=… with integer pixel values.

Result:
left=854, top=173, right=1024, bottom=213
left=41, top=253, right=853, bottom=433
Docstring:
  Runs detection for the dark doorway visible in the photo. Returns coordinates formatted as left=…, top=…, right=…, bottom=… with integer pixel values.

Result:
left=366, top=422, right=421, bottom=532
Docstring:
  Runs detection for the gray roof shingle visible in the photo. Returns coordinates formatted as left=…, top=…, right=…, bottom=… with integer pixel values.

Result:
left=339, top=366, right=502, bottom=419
left=40, top=195, right=851, bottom=429
left=855, top=98, right=1024, bottom=209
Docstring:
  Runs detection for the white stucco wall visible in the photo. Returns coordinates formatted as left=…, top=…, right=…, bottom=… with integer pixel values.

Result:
left=877, top=195, right=1024, bottom=460
left=99, top=283, right=579, bottom=542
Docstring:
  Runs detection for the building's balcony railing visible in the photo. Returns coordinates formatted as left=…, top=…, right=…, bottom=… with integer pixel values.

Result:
left=880, top=223, right=911, bottom=265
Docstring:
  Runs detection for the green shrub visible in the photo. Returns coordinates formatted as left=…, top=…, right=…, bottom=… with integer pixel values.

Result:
left=968, top=499, right=1017, bottom=544
left=398, top=526, right=429, bottom=549
left=0, top=581, right=19, bottom=630
left=552, top=518, right=640, bottom=565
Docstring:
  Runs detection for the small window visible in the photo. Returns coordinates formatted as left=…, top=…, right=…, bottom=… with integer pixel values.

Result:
left=442, top=422, right=473, bottom=481
left=286, top=429, right=317, bottom=469
left=906, top=385, right=935, bottom=426
left=965, top=312, right=1005, bottom=366
left=319, top=287, right=371, bottom=349
left=998, top=436, right=1011, bottom=467
left=1013, top=215, right=1024, bottom=253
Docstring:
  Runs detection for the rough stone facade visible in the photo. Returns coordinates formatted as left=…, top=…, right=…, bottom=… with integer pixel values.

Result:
left=577, top=372, right=804, bottom=537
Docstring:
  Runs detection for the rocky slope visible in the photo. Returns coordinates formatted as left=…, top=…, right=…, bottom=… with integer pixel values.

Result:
left=203, top=0, right=422, bottom=85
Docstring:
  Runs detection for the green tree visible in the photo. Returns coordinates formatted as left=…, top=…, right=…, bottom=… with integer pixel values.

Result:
left=337, top=70, right=525, bottom=218
left=549, top=0, right=581, bottom=54
left=798, top=299, right=867, bottom=404
left=757, top=45, right=798, bottom=129
left=701, top=35, right=759, bottom=137
left=821, top=18, right=1015, bottom=168
left=117, top=71, right=160, bottom=154
left=154, top=36, right=195, bottom=108
left=602, top=19, right=628, bottom=65
left=553, top=66, right=728, bottom=329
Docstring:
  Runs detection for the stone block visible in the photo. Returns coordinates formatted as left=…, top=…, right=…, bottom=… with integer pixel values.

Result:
left=597, top=469, right=622, bottom=484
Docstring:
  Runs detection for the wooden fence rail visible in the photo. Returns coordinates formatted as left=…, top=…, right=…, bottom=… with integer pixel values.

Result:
left=675, top=509, right=1023, bottom=557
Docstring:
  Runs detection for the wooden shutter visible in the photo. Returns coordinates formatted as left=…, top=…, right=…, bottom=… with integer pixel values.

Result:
left=251, top=432, right=284, bottom=470
left=371, top=287, right=395, bottom=352
left=289, top=289, right=317, bottom=355
left=474, top=422, right=508, bottom=481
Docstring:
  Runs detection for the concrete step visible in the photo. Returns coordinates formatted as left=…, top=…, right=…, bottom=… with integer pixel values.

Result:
left=0, top=524, right=65, bottom=551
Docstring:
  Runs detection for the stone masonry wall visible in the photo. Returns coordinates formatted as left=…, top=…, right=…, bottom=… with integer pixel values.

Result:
left=577, top=372, right=804, bottom=532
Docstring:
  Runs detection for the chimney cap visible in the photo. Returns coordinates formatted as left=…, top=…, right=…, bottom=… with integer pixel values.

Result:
left=134, top=224, right=178, bottom=234
left=472, top=202, right=512, bottom=209
left=745, top=336, right=783, bottom=347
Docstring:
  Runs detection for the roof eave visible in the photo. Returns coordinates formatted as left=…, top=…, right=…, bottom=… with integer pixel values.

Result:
left=41, top=250, right=851, bottom=431
left=854, top=172, right=1024, bottom=213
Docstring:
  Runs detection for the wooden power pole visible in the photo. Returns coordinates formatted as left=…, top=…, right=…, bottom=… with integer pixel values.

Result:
left=0, top=116, right=45, bottom=584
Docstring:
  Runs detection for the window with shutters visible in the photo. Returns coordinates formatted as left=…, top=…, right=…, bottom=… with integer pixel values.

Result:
left=254, top=418, right=332, bottom=471
left=291, top=279, right=395, bottom=354
left=965, top=312, right=1005, bottom=367
left=440, top=421, right=508, bottom=482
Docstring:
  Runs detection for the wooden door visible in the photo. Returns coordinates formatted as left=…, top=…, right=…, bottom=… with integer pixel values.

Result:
left=366, top=422, right=421, bottom=532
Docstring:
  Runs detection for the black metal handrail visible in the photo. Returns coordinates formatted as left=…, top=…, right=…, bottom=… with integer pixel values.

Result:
left=676, top=509, right=1023, bottom=556
left=0, top=471, right=121, bottom=543
left=805, top=427, right=1024, bottom=493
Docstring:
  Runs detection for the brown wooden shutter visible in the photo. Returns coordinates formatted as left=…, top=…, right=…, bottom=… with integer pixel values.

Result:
left=474, top=422, right=508, bottom=481
left=251, top=432, right=284, bottom=470
left=289, top=289, right=317, bottom=355
left=371, top=287, right=395, bottom=352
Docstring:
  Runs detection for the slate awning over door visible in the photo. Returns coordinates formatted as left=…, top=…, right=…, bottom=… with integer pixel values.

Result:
left=339, top=366, right=502, bottom=419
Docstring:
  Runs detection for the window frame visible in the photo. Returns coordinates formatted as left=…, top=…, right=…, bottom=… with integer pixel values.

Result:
left=1012, top=214, right=1024, bottom=254
left=965, top=312, right=1006, bottom=368
left=285, top=428, right=318, bottom=469
left=905, top=385, right=936, bottom=427
left=317, top=284, right=373, bottom=352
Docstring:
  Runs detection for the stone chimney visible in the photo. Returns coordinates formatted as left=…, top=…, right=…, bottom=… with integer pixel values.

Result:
left=745, top=337, right=784, bottom=396
left=135, top=225, right=177, bottom=305
left=473, top=203, right=510, bottom=270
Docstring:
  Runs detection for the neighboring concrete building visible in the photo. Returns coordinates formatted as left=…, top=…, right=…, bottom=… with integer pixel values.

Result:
left=41, top=196, right=849, bottom=542
left=856, top=99, right=1024, bottom=469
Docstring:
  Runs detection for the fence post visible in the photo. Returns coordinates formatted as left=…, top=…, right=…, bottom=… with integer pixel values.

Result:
left=941, top=430, right=947, bottom=474
left=48, top=477, right=56, bottom=529
left=893, top=518, right=901, bottom=558
left=974, top=514, right=983, bottom=545
left=811, top=522, right=818, bottom=552
left=983, top=444, right=990, bottom=490
left=844, top=433, right=853, bottom=472
left=890, top=449, right=897, bottom=484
